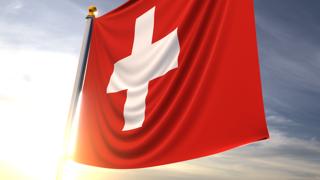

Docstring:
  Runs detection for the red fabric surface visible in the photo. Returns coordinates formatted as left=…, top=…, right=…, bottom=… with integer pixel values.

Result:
left=74, top=0, right=269, bottom=168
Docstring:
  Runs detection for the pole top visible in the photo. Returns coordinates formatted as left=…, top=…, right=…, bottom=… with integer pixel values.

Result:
left=87, top=5, right=98, bottom=18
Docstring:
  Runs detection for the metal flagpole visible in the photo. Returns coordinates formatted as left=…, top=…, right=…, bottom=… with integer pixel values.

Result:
left=56, top=6, right=97, bottom=180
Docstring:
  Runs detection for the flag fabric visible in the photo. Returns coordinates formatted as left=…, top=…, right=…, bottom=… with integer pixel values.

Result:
left=74, top=0, right=269, bottom=169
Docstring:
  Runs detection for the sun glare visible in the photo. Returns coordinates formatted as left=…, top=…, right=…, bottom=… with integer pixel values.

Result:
left=0, top=49, right=78, bottom=180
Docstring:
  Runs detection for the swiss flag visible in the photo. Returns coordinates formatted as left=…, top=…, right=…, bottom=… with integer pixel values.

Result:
left=74, top=0, right=269, bottom=168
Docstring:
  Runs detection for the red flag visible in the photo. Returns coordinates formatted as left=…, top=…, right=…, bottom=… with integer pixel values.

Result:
left=74, top=0, right=269, bottom=168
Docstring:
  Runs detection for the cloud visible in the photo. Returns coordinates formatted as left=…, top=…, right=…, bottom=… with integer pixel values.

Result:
left=254, top=0, right=320, bottom=138
left=64, top=122, right=320, bottom=180
left=4, top=112, right=317, bottom=180
left=0, top=0, right=87, bottom=54
left=1, top=1, right=319, bottom=179
left=61, top=114, right=320, bottom=180
left=4, top=0, right=23, bottom=13
left=267, top=115, right=297, bottom=125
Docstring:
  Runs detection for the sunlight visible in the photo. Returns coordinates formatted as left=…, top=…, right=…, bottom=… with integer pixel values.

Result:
left=0, top=49, right=78, bottom=180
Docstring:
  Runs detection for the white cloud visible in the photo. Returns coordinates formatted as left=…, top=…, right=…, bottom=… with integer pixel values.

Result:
left=5, top=1, right=23, bottom=13
left=0, top=1, right=319, bottom=179
left=62, top=121, right=320, bottom=180
left=267, top=114, right=299, bottom=126
left=267, top=115, right=293, bottom=124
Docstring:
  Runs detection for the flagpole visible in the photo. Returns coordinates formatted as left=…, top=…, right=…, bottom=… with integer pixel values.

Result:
left=56, top=6, right=97, bottom=180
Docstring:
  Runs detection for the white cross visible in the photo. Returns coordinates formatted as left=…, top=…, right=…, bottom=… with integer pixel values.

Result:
left=107, top=7, right=180, bottom=131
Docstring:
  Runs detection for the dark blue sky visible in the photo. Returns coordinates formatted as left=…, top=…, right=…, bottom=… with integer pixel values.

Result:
left=255, top=0, right=320, bottom=139
left=0, top=0, right=319, bottom=179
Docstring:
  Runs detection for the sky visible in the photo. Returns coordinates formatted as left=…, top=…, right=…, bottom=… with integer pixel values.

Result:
left=0, top=0, right=319, bottom=179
